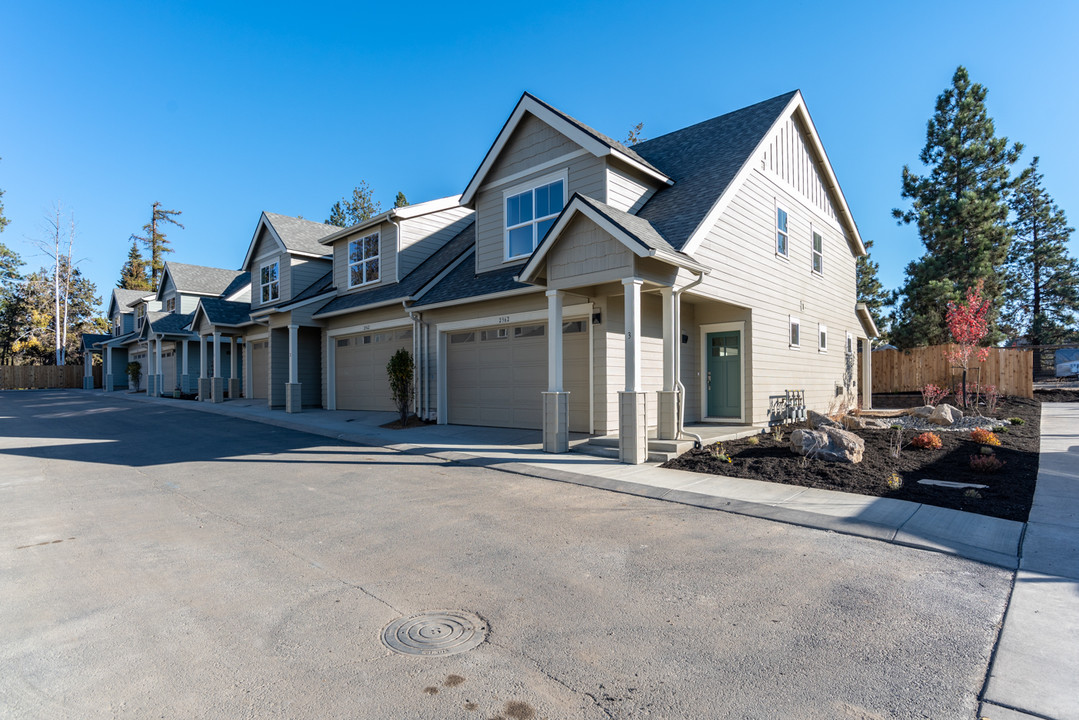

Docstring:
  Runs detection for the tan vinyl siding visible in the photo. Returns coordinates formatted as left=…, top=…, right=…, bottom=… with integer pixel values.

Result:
left=760, top=115, right=839, bottom=223
left=695, top=164, right=860, bottom=424
left=289, top=257, right=331, bottom=303
left=547, top=215, right=634, bottom=284
left=606, top=164, right=656, bottom=213
left=332, top=221, right=396, bottom=295
left=398, top=208, right=473, bottom=279
left=603, top=294, right=665, bottom=430
left=487, top=113, right=582, bottom=183
left=475, top=152, right=607, bottom=274
left=252, top=252, right=287, bottom=310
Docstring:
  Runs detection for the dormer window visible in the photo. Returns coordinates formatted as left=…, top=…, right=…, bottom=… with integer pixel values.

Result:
left=260, top=261, right=280, bottom=303
left=165, top=297, right=176, bottom=313
left=113, top=320, right=120, bottom=336
left=348, top=232, right=380, bottom=288
left=135, top=304, right=145, bottom=330
left=505, top=173, right=566, bottom=260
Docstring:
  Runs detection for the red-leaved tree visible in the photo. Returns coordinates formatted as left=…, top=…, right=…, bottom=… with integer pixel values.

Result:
left=944, top=280, right=991, bottom=407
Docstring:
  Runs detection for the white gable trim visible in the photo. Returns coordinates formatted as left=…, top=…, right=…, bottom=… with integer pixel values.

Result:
left=682, top=92, right=866, bottom=258
left=856, top=302, right=880, bottom=339
left=241, top=213, right=288, bottom=271
left=461, top=94, right=670, bottom=206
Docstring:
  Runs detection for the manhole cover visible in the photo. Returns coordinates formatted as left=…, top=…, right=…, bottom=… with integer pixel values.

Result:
left=381, top=610, right=487, bottom=656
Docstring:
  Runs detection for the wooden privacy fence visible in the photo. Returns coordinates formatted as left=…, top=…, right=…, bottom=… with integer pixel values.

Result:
left=872, top=344, right=1033, bottom=399
left=0, top=365, right=102, bottom=390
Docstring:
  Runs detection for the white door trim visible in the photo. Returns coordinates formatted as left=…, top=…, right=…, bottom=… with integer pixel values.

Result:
left=435, top=303, right=591, bottom=334
left=700, top=321, right=746, bottom=424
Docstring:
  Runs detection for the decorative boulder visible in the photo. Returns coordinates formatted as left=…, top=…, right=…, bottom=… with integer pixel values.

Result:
left=790, top=426, right=865, bottom=463
left=909, top=405, right=935, bottom=419
left=841, top=415, right=870, bottom=430
left=928, top=403, right=964, bottom=426
left=862, top=418, right=893, bottom=430
left=808, top=410, right=841, bottom=429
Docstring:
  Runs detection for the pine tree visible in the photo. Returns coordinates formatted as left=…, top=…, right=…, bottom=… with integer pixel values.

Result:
left=393, top=191, right=409, bottom=209
left=1003, top=156, right=1079, bottom=351
left=856, top=239, right=890, bottom=341
left=131, top=202, right=183, bottom=290
left=117, top=238, right=151, bottom=290
left=890, top=66, right=1022, bottom=348
left=326, top=181, right=381, bottom=227
left=0, top=156, right=9, bottom=234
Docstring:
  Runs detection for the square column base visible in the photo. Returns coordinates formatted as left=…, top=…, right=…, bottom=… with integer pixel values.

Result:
left=285, top=383, right=302, bottom=413
left=228, top=378, right=241, bottom=399
left=198, top=378, right=211, bottom=402
left=657, top=390, right=679, bottom=440
left=82, top=376, right=94, bottom=390
left=619, top=391, right=649, bottom=465
left=211, top=377, right=225, bottom=403
left=147, top=374, right=157, bottom=397
left=542, top=391, right=570, bottom=453
left=105, top=375, right=114, bottom=392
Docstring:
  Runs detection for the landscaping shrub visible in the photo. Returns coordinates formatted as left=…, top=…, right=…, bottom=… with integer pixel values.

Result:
left=746, top=436, right=760, bottom=446
left=969, top=428, right=1002, bottom=446
left=920, top=383, right=949, bottom=406
left=970, top=454, right=1005, bottom=473
left=386, top=348, right=414, bottom=427
left=910, top=432, right=943, bottom=450
left=1008, top=417, right=1025, bottom=425
left=886, top=473, right=903, bottom=490
left=126, top=361, right=141, bottom=391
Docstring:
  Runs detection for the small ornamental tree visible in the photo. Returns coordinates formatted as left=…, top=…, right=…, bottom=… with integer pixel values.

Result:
left=944, top=280, right=991, bottom=407
left=386, top=348, right=414, bottom=427
left=126, top=361, right=142, bottom=391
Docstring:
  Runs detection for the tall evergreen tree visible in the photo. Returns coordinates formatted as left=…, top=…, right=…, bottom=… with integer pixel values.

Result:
left=393, top=191, right=409, bottom=209
left=890, top=66, right=1023, bottom=348
left=1002, top=156, right=1079, bottom=348
left=131, top=202, right=183, bottom=290
left=0, top=157, right=9, bottom=234
left=117, top=238, right=151, bottom=290
left=856, top=239, right=890, bottom=341
left=326, top=181, right=381, bottom=227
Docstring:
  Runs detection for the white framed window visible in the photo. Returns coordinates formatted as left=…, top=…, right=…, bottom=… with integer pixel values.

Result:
left=775, top=202, right=789, bottom=257
left=818, top=324, right=828, bottom=352
left=348, top=232, right=380, bottom=288
left=846, top=331, right=854, bottom=355
left=135, top=304, right=145, bottom=329
left=165, top=297, right=176, bottom=312
left=811, top=227, right=824, bottom=275
left=260, top=261, right=280, bottom=303
left=113, top=320, right=120, bottom=336
left=504, top=172, right=566, bottom=260
left=789, top=317, right=800, bottom=348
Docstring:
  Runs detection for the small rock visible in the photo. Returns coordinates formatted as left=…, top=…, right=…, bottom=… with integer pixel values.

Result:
left=841, top=415, right=867, bottom=430
left=909, top=405, right=935, bottom=418
left=928, top=403, right=964, bottom=426
left=863, top=418, right=893, bottom=429
left=790, top=426, right=865, bottom=463
left=808, top=410, right=841, bottom=429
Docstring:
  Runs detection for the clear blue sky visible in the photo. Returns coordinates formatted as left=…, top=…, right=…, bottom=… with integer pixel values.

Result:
left=3, top=1, right=1077, bottom=314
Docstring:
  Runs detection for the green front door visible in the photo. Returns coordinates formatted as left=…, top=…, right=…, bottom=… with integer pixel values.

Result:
left=706, top=331, right=741, bottom=418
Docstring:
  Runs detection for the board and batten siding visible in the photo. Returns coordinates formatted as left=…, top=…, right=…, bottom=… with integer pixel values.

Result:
left=398, top=208, right=473, bottom=279
left=606, top=164, right=657, bottom=214
left=760, top=115, right=839, bottom=224
left=473, top=113, right=608, bottom=274
left=695, top=162, right=861, bottom=424
left=332, top=221, right=397, bottom=295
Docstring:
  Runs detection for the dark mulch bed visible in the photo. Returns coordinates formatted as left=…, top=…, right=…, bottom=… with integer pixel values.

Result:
left=662, top=394, right=1041, bottom=522
left=378, top=415, right=435, bottom=430
left=1034, top=389, right=1079, bottom=403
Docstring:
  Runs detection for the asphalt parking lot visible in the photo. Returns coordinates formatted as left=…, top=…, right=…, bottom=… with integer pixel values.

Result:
left=0, top=391, right=1012, bottom=719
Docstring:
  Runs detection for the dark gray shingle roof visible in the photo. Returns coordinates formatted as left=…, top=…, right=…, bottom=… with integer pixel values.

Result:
left=198, top=298, right=254, bottom=327
left=411, top=249, right=532, bottom=308
left=314, top=220, right=476, bottom=317
left=111, top=288, right=148, bottom=314
left=290, top=270, right=335, bottom=305
left=146, top=311, right=195, bottom=335
left=571, top=194, right=681, bottom=255
left=630, top=91, right=796, bottom=250
left=264, top=212, right=338, bottom=256
left=165, top=262, right=249, bottom=297
left=81, top=333, right=111, bottom=351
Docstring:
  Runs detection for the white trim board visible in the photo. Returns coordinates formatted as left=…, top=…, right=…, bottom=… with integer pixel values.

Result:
left=435, top=303, right=591, bottom=333
left=699, top=321, right=746, bottom=424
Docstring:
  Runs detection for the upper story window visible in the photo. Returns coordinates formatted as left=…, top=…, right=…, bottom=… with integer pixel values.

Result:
left=260, top=261, right=280, bottom=303
left=165, top=297, right=176, bottom=313
left=811, top=229, right=824, bottom=274
left=505, top=175, right=565, bottom=260
left=348, top=232, right=380, bottom=288
left=113, top=319, right=120, bottom=336
left=135, top=304, right=145, bottom=329
left=776, top=204, right=789, bottom=257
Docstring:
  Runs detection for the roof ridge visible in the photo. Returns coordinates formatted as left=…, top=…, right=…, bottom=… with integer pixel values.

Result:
left=634, top=90, right=798, bottom=150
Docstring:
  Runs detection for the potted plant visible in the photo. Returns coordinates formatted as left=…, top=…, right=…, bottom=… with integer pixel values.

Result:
left=126, top=361, right=142, bottom=392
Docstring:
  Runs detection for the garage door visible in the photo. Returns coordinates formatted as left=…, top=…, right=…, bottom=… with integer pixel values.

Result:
left=249, top=340, right=268, bottom=399
left=129, top=351, right=146, bottom=391
left=335, top=327, right=413, bottom=411
left=160, top=348, right=177, bottom=392
left=446, top=319, right=589, bottom=432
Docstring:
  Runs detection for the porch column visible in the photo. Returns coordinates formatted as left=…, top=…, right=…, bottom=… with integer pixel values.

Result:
left=198, top=335, right=210, bottom=401
left=657, top=286, right=679, bottom=440
left=211, top=331, right=224, bottom=403
left=285, top=324, right=301, bottom=413
left=83, top=350, right=94, bottom=390
left=228, top=337, right=240, bottom=400
left=181, top=340, right=190, bottom=395
left=105, top=345, right=114, bottom=392
left=619, top=277, right=648, bottom=464
left=542, top=289, right=569, bottom=453
left=861, top=339, right=873, bottom=410
left=154, top=337, right=163, bottom=397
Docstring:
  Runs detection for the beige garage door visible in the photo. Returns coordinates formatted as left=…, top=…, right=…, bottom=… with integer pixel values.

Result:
left=160, top=348, right=177, bottom=392
left=335, top=328, right=413, bottom=411
left=446, top=320, right=589, bottom=432
left=249, top=340, right=268, bottom=399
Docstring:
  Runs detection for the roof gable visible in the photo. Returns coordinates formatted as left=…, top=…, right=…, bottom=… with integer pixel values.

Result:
left=156, top=262, right=250, bottom=300
left=460, top=92, right=671, bottom=206
left=108, top=288, right=150, bottom=317
left=240, top=212, right=336, bottom=271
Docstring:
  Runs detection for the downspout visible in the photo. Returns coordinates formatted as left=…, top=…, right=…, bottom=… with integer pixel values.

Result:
left=407, top=308, right=423, bottom=419
left=673, top=271, right=706, bottom=448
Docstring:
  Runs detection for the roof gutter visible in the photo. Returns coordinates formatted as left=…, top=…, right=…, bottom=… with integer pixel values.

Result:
left=313, top=296, right=410, bottom=320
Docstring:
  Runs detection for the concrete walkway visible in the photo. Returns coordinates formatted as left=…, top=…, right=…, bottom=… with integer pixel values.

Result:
left=79, top=391, right=1078, bottom=716
left=980, top=402, right=1079, bottom=720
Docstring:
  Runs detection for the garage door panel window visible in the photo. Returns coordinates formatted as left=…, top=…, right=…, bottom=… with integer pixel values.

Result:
left=450, top=332, right=475, bottom=344
left=514, top=324, right=545, bottom=339
left=348, top=233, right=380, bottom=288
left=481, top=328, right=508, bottom=341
